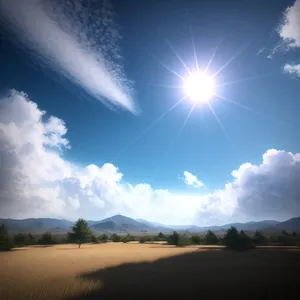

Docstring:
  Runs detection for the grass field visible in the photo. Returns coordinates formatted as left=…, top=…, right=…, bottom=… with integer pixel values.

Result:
left=1, top=243, right=299, bottom=299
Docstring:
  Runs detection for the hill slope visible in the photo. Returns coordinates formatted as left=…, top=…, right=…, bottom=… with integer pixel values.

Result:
left=1, top=215, right=299, bottom=233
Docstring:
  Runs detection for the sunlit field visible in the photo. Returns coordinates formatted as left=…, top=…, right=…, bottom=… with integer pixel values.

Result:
left=1, top=243, right=299, bottom=299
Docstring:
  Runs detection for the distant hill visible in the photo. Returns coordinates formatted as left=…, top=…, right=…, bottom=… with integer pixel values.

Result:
left=1, top=215, right=299, bottom=234
left=274, top=217, right=300, bottom=230
left=0, top=218, right=73, bottom=233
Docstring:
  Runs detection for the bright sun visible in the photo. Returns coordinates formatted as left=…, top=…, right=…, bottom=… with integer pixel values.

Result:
left=183, top=71, right=215, bottom=103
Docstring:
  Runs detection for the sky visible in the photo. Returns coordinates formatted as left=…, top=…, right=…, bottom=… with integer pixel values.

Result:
left=0, top=0, right=300, bottom=226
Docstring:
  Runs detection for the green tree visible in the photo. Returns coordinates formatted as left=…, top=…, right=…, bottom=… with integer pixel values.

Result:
left=38, top=232, right=56, bottom=245
left=252, top=230, right=268, bottom=245
left=13, top=233, right=29, bottom=246
left=27, top=233, right=37, bottom=245
left=239, top=230, right=254, bottom=250
left=155, top=232, right=166, bottom=241
left=91, top=234, right=98, bottom=243
left=223, top=227, right=254, bottom=250
left=68, top=219, right=92, bottom=248
left=167, top=231, right=186, bottom=247
left=111, top=233, right=121, bottom=242
left=191, top=235, right=202, bottom=245
left=0, top=224, right=13, bottom=251
left=98, top=234, right=108, bottom=243
left=204, top=230, right=219, bottom=245
left=223, top=226, right=240, bottom=248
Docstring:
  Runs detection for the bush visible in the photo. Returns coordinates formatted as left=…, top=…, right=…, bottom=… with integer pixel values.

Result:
left=98, top=234, right=108, bottom=243
left=139, top=236, right=147, bottom=243
left=111, top=234, right=121, bottom=242
left=122, top=234, right=135, bottom=243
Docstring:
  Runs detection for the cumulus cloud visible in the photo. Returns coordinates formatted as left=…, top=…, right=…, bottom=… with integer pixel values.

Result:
left=278, top=0, right=300, bottom=48
left=1, top=91, right=300, bottom=225
left=276, top=0, right=300, bottom=77
left=284, top=63, right=300, bottom=76
left=183, top=171, right=204, bottom=188
left=0, top=0, right=135, bottom=112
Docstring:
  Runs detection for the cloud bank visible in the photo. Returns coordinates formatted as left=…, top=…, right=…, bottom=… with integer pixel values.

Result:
left=183, top=171, right=204, bottom=188
left=1, top=91, right=300, bottom=225
left=277, top=0, right=300, bottom=77
left=0, top=0, right=135, bottom=112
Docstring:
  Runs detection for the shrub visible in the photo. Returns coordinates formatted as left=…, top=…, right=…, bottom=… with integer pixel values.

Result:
left=139, top=236, right=147, bottom=243
left=111, top=234, right=121, bottom=242
left=98, top=234, right=109, bottom=243
left=122, top=234, right=135, bottom=243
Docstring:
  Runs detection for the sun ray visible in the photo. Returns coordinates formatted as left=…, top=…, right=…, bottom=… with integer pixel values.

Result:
left=207, top=102, right=234, bottom=148
left=217, top=72, right=280, bottom=88
left=215, top=93, right=289, bottom=127
left=147, top=83, right=183, bottom=89
left=212, top=24, right=270, bottom=79
left=212, top=39, right=254, bottom=79
left=163, top=103, right=196, bottom=159
left=112, top=98, right=185, bottom=162
left=164, top=38, right=192, bottom=75
left=205, top=37, right=226, bottom=73
left=144, top=48, right=184, bottom=80
left=189, top=23, right=199, bottom=71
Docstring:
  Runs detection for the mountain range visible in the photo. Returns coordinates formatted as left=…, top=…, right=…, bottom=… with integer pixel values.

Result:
left=1, top=214, right=300, bottom=234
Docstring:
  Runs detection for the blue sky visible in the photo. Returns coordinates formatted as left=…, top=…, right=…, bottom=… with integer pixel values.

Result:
left=0, top=0, right=300, bottom=225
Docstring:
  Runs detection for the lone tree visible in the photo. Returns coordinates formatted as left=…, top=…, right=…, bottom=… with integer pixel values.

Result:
left=68, top=219, right=92, bottom=248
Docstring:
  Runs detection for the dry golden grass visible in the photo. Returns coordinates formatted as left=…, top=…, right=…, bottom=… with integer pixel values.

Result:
left=0, top=243, right=197, bottom=299
left=1, top=243, right=299, bottom=299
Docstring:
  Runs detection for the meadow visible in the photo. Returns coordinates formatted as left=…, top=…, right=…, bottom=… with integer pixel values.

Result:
left=0, top=242, right=299, bottom=299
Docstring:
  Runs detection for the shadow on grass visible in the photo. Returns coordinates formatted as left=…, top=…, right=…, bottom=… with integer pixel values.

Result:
left=68, top=248, right=300, bottom=299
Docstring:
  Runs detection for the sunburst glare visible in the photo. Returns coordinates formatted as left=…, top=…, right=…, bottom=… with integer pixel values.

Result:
left=183, top=71, right=215, bottom=104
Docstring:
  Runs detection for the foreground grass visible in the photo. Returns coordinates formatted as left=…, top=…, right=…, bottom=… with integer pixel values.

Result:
left=0, top=243, right=299, bottom=299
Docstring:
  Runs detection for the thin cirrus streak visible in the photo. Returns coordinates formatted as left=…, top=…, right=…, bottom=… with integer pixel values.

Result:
left=0, top=0, right=136, bottom=113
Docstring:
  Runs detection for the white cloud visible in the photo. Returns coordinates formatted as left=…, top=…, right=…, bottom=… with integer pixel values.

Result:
left=1, top=90, right=300, bottom=225
left=0, top=0, right=135, bottom=112
left=183, top=171, right=204, bottom=188
left=276, top=0, right=300, bottom=77
left=284, top=63, right=300, bottom=77
left=278, top=0, right=300, bottom=48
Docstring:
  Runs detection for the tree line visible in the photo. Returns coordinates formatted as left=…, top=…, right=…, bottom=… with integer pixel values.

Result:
left=1, top=218, right=299, bottom=251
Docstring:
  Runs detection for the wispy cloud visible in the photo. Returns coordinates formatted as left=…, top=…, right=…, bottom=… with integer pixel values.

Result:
left=183, top=171, right=204, bottom=188
left=0, top=0, right=135, bottom=112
